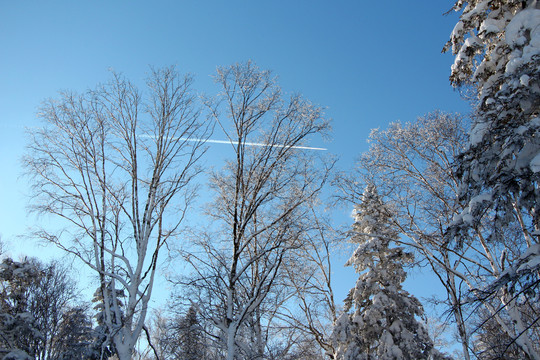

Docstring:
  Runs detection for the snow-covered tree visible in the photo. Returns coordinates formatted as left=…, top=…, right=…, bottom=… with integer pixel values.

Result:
left=24, top=67, right=210, bottom=360
left=51, top=306, right=94, bottom=360
left=445, top=0, right=540, bottom=129
left=91, top=282, right=126, bottom=359
left=445, top=1, right=540, bottom=358
left=0, top=258, right=41, bottom=359
left=335, top=112, right=471, bottom=358
left=445, top=0, right=540, bottom=249
left=332, top=186, right=444, bottom=360
left=0, top=257, right=91, bottom=360
left=179, top=61, right=331, bottom=360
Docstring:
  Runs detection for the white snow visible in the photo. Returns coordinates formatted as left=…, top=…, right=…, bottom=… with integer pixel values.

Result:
left=3, top=350, right=32, bottom=360
left=520, top=74, right=530, bottom=87
left=469, top=121, right=489, bottom=145
left=505, top=9, right=540, bottom=74
left=480, top=18, right=501, bottom=36
left=462, top=213, right=474, bottom=225
left=530, top=152, right=540, bottom=172
left=470, top=193, right=492, bottom=206
left=516, top=244, right=540, bottom=273
left=520, top=243, right=540, bottom=260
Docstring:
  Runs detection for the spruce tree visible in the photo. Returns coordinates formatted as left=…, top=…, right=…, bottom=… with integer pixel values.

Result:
left=445, top=2, right=540, bottom=357
left=176, top=305, right=206, bottom=360
left=332, top=185, right=445, bottom=360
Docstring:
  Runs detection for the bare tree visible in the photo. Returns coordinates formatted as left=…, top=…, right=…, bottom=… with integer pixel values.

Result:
left=177, top=61, right=332, bottom=360
left=26, top=259, right=85, bottom=360
left=24, top=67, right=210, bottom=360
left=281, top=207, right=339, bottom=358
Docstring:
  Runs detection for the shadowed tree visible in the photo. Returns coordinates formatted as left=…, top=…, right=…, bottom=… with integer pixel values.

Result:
left=445, top=1, right=540, bottom=358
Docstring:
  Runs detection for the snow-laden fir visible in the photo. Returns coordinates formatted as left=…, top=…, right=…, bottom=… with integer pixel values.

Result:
left=331, top=186, right=448, bottom=360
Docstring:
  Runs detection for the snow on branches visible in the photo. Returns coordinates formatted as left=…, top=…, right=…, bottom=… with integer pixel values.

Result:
left=332, top=186, right=445, bottom=360
left=445, top=1, right=540, bottom=358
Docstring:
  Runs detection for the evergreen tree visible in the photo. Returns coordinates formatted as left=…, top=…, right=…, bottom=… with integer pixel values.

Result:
left=53, top=306, right=95, bottom=360
left=445, top=0, right=540, bottom=283
left=157, top=305, right=208, bottom=360
left=0, top=257, right=94, bottom=360
left=332, top=186, right=445, bottom=360
left=445, top=0, right=540, bottom=252
left=445, top=2, right=540, bottom=358
left=175, top=305, right=206, bottom=360
left=0, top=258, right=41, bottom=359
left=91, top=282, right=125, bottom=359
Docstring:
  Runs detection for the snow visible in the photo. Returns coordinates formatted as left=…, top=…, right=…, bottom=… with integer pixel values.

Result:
left=3, top=350, right=32, bottom=360
left=518, top=255, right=540, bottom=272
left=505, top=9, right=540, bottom=74
left=462, top=213, right=474, bottom=225
left=519, top=243, right=540, bottom=261
left=515, top=142, right=540, bottom=170
left=479, top=18, right=501, bottom=36
left=470, top=193, right=492, bottom=207
left=530, top=152, right=540, bottom=173
left=462, top=1, right=488, bottom=22
left=469, top=121, right=489, bottom=146
left=450, top=21, right=464, bottom=52
left=453, top=36, right=483, bottom=75
left=492, top=244, right=540, bottom=289
left=520, top=74, right=530, bottom=87
left=505, top=9, right=540, bottom=47
left=451, top=21, right=463, bottom=38
left=485, top=98, right=495, bottom=105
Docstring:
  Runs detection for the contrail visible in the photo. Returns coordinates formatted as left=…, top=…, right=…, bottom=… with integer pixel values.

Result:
left=197, top=138, right=326, bottom=151
left=141, top=135, right=327, bottom=151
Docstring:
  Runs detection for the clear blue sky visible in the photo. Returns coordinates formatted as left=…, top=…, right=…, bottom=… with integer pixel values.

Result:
left=0, top=1, right=468, bottom=306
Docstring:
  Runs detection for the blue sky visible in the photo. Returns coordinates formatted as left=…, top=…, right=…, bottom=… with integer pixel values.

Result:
left=0, top=1, right=469, bottom=307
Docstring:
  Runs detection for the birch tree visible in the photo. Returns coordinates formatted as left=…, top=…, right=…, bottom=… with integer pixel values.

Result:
left=179, top=61, right=331, bottom=360
left=24, top=67, right=210, bottom=360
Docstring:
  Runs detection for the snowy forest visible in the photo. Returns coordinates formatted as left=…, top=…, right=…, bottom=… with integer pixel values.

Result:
left=1, top=1, right=539, bottom=359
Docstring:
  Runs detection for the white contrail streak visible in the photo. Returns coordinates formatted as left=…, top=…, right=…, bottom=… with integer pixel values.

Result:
left=140, top=135, right=327, bottom=151
left=195, top=138, right=327, bottom=151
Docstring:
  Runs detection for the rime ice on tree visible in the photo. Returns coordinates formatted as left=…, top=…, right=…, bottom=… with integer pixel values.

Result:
left=332, top=185, right=446, bottom=360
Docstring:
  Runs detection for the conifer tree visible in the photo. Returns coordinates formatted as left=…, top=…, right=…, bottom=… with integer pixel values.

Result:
left=445, top=2, right=540, bottom=357
left=91, top=283, right=125, bottom=359
left=332, top=186, right=446, bottom=360
left=175, top=305, right=206, bottom=360
left=0, top=258, right=41, bottom=360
